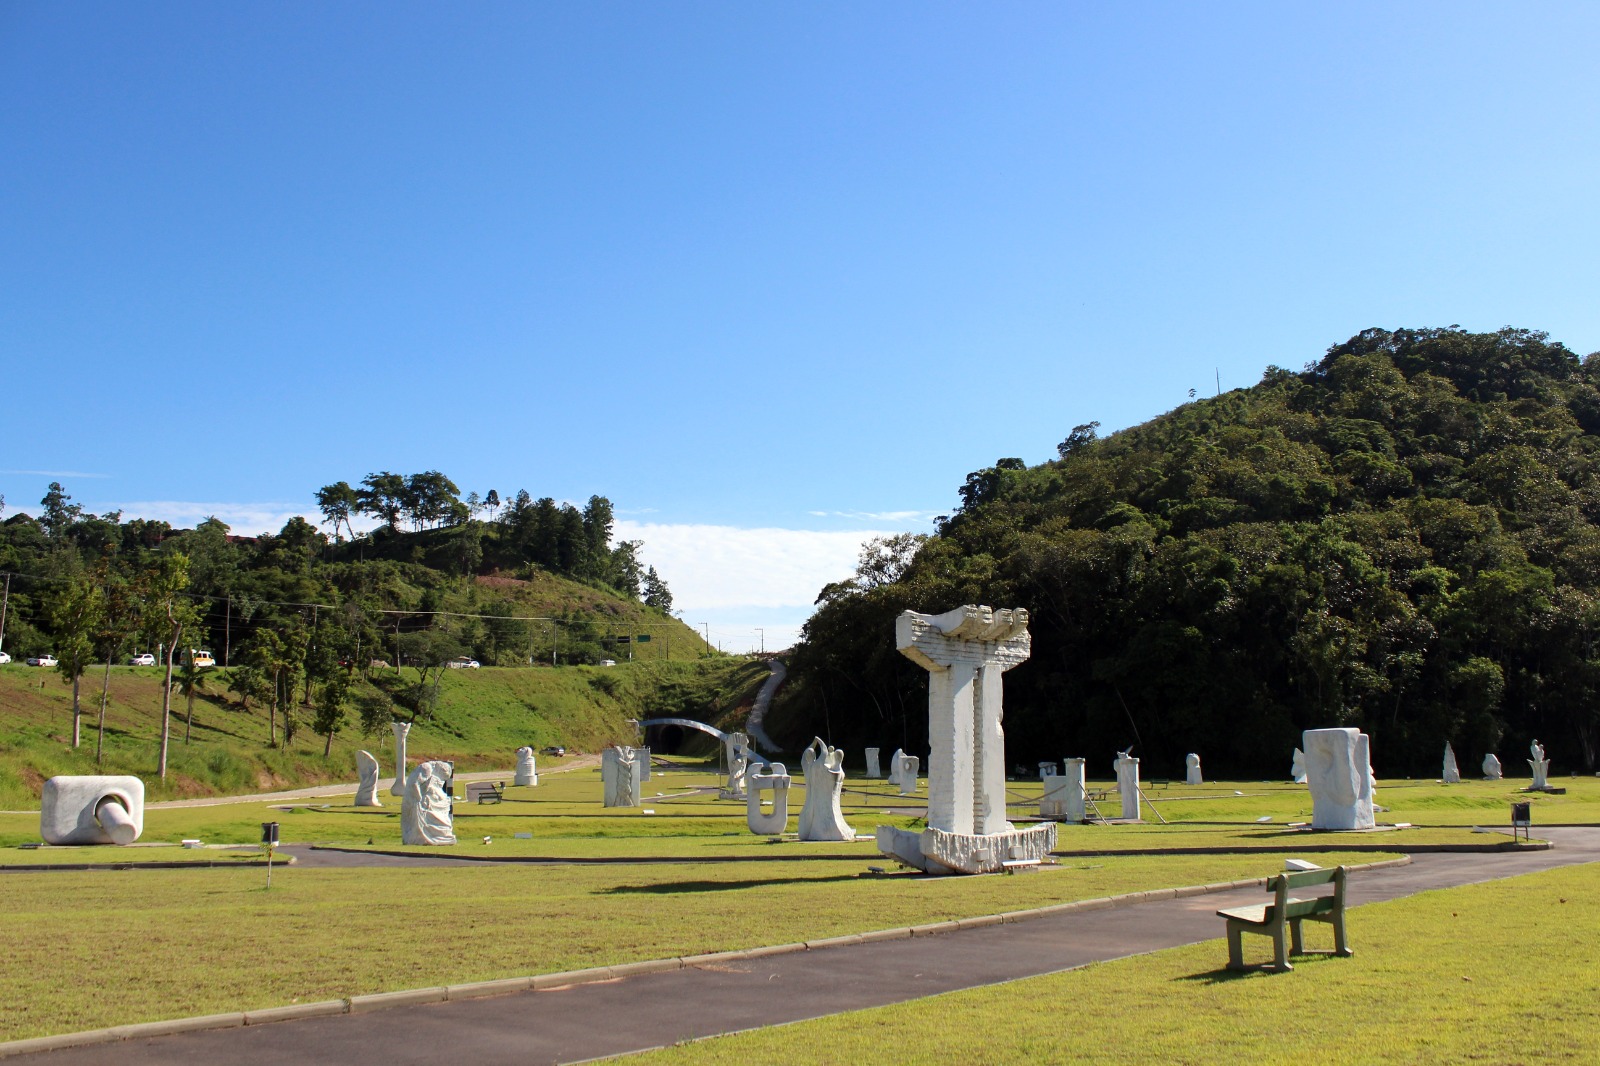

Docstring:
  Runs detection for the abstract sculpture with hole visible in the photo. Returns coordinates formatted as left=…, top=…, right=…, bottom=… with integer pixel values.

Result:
left=602, top=745, right=641, bottom=808
left=797, top=737, right=855, bottom=841
left=877, top=605, right=1056, bottom=874
left=886, top=749, right=920, bottom=795
left=400, top=760, right=456, bottom=845
left=40, top=775, right=145, bottom=845
left=514, top=746, right=538, bottom=787
left=1304, top=727, right=1376, bottom=830
left=355, top=751, right=383, bottom=807
left=746, top=761, right=791, bottom=835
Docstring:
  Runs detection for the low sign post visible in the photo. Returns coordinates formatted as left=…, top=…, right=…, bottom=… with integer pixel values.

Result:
left=1511, top=801, right=1531, bottom=843
left=262, top=821, right=280, bottom=888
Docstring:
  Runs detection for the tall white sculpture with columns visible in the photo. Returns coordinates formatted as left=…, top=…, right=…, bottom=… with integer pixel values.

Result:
left=877, top=605, right=1056, bottom=874
left=389, top=721, right=411, bottom=797
left=1304, top=727, right=1376, bottom=830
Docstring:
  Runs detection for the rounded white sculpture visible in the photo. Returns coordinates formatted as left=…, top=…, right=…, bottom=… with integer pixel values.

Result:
left=40, top=775, right=146, bottom=845
left=797, top=737, right=855, bottom=841
left=1442, top=742, right=1460, bottom=784
left=1483, top=753, right=1503, bottom=780
left=389, top=721, right=411, bottom=797
left=1115, top=750, right=1141, bottom=821
left=355, top=750, right=383, bottom=807
left=746, top=761, right=791, bottom=835
left=602, top=745, right=641, bottom=807
left=864, top=747, right=882, bottom=779
left=1304, top=727, right=1375, bottom=830
left=514, top=746, right=538, bottom=787
left=400, top=760, right=456, bottom=845
left=1185, top=752, right=1202, bottom=786
left=1528, top=739, right=1551, bottom=789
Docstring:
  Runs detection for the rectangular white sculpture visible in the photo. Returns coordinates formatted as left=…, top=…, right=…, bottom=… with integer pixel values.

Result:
left=877, top=605, right=1056, bottom=874
left=746, top=761, right=790, bottom=835
left=634, top=746, right=652, bottom=783
left=1115, top=751, right=1141, bottom=821
left=602, top=745, right=642, bottom=807
left=400, top=760, right=456, bottom=845
left=40, top=775, right=145, bottom=845
left=865, top=747, right=881, bottom=779
left=1442, top=742, right=1460, bottom=784
left=1304, top=727, right=1376, bottom=830
left=1040, top=758, right=1085, bottom=821
left=1185, top=753, right=1202, bottom=786
left=355, top=751, right=383, bottom=807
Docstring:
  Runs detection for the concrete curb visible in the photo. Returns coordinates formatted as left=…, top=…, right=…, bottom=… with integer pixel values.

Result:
left=0, top=854, right=1416, bottom=1060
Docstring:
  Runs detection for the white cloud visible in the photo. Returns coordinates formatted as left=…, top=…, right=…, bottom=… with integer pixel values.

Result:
left=104, top=501, right=321, bottom=537
left=1, top=469, right=112, bottom=479
left=805, top=509, right=942, bottom=523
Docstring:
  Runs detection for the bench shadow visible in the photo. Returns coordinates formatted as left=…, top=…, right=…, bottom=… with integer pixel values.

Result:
left=606, top=874, right=863, bottom=894
left=1175, top=966, right=1265, bottom=984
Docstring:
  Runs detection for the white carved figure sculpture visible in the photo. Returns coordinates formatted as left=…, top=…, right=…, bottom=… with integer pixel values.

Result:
left=1304, top=727, right=1376, bottom=830
left=40, top=775, right=145, bottom=845
left=1040, top=758, right=1086, bottom=821
left=1291, top=747, right=1308, bottom=784
left=746, top=761, right=791, bottom=835
left=355, top=751, right=383, bottom=807
left=602, top=745, right=641, bottom=808
left=894, top=752, right=920, bottom=795
left=1529, top=739, right=1550, bottom=789
left=721, top=732, right=751, bottom=799
left=634, top=746, right=652, bottom=783
left=514, top=747, right=538, bottom=787
left=1442, top=742, right=1460, bottom=784
left=798, top=737, right=856, bottom=841
left=865, top=747, right=882, bottom=779
left=876, top=605, right=1057, bottom=874
left=400, top=760, right=457, bottom=845
left=1115, top=749, right=1142, bottom=821
left=1186, top=753, right=1203, bottom=786
left=1483, top=753, right=1503, bottom=780
left=1039, top=761, right=1059, bottom=778
left=390, top=721, right=411, bottom=796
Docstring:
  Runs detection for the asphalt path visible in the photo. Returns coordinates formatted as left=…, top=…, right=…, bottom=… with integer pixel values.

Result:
left=20, top=828, right=1600, bottom=1066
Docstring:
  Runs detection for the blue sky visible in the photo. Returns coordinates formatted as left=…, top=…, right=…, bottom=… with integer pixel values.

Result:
left=4, top=2, right=1598, bottom=650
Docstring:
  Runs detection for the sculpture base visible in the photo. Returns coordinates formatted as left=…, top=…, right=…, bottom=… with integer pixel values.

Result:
left=875, top=822, right=1057, bottom=876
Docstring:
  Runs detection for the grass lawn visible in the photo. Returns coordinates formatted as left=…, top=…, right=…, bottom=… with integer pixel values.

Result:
left=633, top=862, right=1600, bottom=1065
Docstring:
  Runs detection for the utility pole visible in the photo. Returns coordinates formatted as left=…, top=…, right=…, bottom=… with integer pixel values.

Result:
left=0, top=572, right=10, bottom=656
left=224, top=594, right=231, bottom=667
left=700, top=622, right=710, bottom=657
left=756, top=628, right=764, bottom=655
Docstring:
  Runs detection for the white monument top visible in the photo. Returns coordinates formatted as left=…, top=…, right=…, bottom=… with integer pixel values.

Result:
left=896, top=605, right=1031, bottom=670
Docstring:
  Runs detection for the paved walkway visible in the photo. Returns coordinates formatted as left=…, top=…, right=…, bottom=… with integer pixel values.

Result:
left=19, top=828, right=1600, bottom=1065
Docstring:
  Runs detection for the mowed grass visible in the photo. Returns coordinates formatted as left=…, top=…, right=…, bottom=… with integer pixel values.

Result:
left=634, top=863, right=1600, bottom=1065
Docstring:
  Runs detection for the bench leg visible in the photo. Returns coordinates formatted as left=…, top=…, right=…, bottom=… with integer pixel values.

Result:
left=1226, top=922, right=1245, bottom=970
left=1289, top=917, right=1305, bottom=957
left=1272, top=922, right=1291, bottom=971
left=1332, top=909, right=1352, bottom=957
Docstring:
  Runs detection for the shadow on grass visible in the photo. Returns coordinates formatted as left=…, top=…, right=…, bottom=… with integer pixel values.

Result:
left=606, top=874, right=865, bottom=894
left=1177, top=953, right=1342, bottom=984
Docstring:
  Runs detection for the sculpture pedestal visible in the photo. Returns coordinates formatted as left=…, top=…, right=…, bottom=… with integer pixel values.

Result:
left=876, top=822, right=1056, bottom=876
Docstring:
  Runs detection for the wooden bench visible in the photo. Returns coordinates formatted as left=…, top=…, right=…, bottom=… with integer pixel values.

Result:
left=464, top=781, right=505, bottom=805
left=1216, top=866, right=1352, bottom=971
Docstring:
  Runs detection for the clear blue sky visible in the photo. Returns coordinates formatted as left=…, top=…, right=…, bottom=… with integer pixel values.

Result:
left=4, top=2, right=1598, bottom=649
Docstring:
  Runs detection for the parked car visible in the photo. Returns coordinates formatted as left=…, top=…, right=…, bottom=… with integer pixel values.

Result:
left=128, top=652, right=156, bottom=666
left=446, top=656, right=480, bottom=669
left=599, top=659, right=617, bottom=667
left=27, top=654, right=59, bottom=667
left=187, top=649, right=216, bottom=667
left=541, top=746, right=566, bottom=757
left=0, top=652, right=11, bottom=664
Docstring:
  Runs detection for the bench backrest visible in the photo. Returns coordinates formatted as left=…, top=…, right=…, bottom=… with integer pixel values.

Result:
left=1267, top=865, right=1346, bottom=919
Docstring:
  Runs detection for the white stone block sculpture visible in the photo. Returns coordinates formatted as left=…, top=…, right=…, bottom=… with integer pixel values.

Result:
left=602, top=745, right=642, bottom=808
left=390, top=721, right=411, bottom=796
left=876, top=605, right=1056, bottom=874
left=1442, top=742, right=1460, bottom=784
left=40, top=775, right=145, bottom=845
left=1529, top=739, right=1551, bottom=789
left=797, top=738, right=856, bottom=841
left=1040, top=758, right=1086, bottom=821
left=634, top=746, right=651, bottom=783
left=1291, top=747, right=1307, bottom=784
left=1186, top=753, right=1202, bottom=786
left=721, top=732, right=751, bottom=799
left=746, top=761, right=791, bottom=835
left=400, top=761, right=456, bottom=845
left=1115, top=750, right=1141, bottom=821
left=865, top=747, right=882, bottom=779
left=514, top=746, right=538, bottom=787
left=1039, top=761, right=1059, bottom=778
left=1304, top=727, right=1376, bottom=830
left=892, top=751, right=920, bottom=795
left=355, top=751, right=383, bottom=807
left=1483, top=753, right=1503, bottom=780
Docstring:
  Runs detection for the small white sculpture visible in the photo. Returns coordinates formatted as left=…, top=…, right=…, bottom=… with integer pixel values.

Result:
left=1115, top=749, right=1141, bottom=821
left=1529, top=739, right=1550, bottom=789
left=1040, top=758, right=1086, bottom=821
left=746, top=761, right=791, bottom=835
left=602, top=745, right=641, bottom=808
left=40, top=775, right=145, bottom=845
left=634, top=746, right=652, bottom=783
left=894, top=751, right=920, bottom=795
left=355, top=751, right=383, bottom=807
left=1185, top=753, right=1202, bottom=786
left=400, top=761, right=456, bottom=845
left=865, top=747, right=882, bottom=779
left=797, top=737, right=855, bottom=841
left=721, top=732, right=751, bottom=799
left=1442, top=742, right=1460, bottom=784
left=1291, top=747, right=1308, bottom=784
left=1483, top=753, right=1503, bottom=780
left=1304, top=727, right=1376, bottom=830
left=514, top=746, right=538, bottom=787
left=389, top=721, right=411, bottom=796
left=1039, top=761, right=1059, bottom=778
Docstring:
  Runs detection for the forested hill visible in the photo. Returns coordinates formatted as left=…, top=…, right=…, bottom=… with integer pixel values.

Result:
left=783, top=327, right=1600, bottom=778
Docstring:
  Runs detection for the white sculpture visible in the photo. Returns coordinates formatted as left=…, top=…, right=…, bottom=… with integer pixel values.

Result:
left=1529, top=739, right=1550, bottom=789
left=865, top=747, right=882, bottom=779
left=1483, top=753, right=1503, bottom=780
left=355, top=751, right=383, bottom=806
left=400, top=761, right=456, bottom=845
left=389, top=721, right=411, bottom=796
left=1040, top=758, right=1085, bottom=821
left=1442, top=742, right=1460, bottom=784
left=602, top=745, right=641, bottom=808
left=1291, top=747, right=1307, bottom=784
left=1115, top=749, right=1141, bottom=821
left=514, top=746, right=538, bottom=787
left=1185, top=753, right=1202, bottom=786
left=1039, top=761, right=1059, bottom=778
left=746, top=761, right=791, bottom=835
left=893, top=752, right=920, bottom=795
left=721, top=732, right=751, bottom=799
left=634, top=746, right=652, bottom=783
left=797, top=738, right=856, bottom=841
left=877, top=605, right=1056, bottom=874
left=40, top=775, right=145, bottom=845
left=1304, top=728, right=1376, bottom=830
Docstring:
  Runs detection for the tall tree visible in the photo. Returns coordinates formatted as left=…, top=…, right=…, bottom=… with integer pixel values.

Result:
left=38, top=482, right=83, bottom=540
left=313, top=674, right=349, bottom=756
left=44, top=573, right=104, bottom=748
left=315, top=482, right=360, bottom=541
left=143, top=554, right=199, bottom=779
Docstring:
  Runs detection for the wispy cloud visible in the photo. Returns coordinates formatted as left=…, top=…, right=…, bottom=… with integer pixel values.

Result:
left=1, top=469, right=112, bottom=479
left=805, top=509, right=942, bottom=524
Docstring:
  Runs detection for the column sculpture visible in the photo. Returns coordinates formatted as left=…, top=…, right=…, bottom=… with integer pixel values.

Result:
left=389, top=721, right=411, bottom=796
left=1115, top=749, right=1141, bottom=821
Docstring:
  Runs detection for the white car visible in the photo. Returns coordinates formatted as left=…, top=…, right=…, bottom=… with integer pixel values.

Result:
left=599, top=659, right=617, bottom=667
left=128, top=653, right=156, bottom=666
left=27, top=654, right=59, bottom=667
left=446, top=656, right=480, bottom=669
left=0, top=652, right=10, bottom=664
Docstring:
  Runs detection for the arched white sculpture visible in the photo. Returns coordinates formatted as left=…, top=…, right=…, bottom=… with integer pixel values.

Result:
left=40, top=775, right=145, bottom=845
left=514, top=746, right=538, bottom=787
left=1304, top=727, right=1375, bottom=830
left=1291, top=747, right=1307, bottom=784
left=865, top=747, right=882, bottom=779
left=602, top=745, right=641, bottom=807
left=797, top=737, right=855, bottom=841
left=400, top=760, right=456, bottom=845
left=1115, top=749, right=1141, bottom=821
left=389, top=721, right=411, bottom=796
left=355, top=751, right=383, bottom=807
left=1185, top=753, right=1202, bottom=786
left=1040, top=758, right=1085, bottom=821
left=1483, top=753, right=1503, bottom=780
left=1442, top=742, right=1460, bottom=784
left=746, top=761, right=791, bottom=835
left=1529, top=739, right=1550, bottom=789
